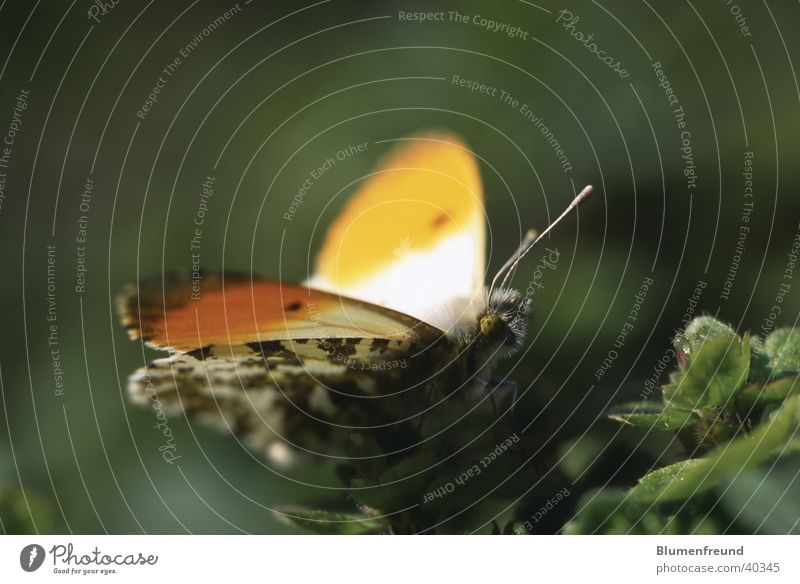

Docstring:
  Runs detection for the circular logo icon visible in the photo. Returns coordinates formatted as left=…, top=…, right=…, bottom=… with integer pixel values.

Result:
left=20, top=544, right=46, bottom=572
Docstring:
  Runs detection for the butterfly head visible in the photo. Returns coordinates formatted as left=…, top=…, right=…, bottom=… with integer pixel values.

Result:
left=477, top=287, right=533, bottom=355
left=477, top=184, right=593, bottom=356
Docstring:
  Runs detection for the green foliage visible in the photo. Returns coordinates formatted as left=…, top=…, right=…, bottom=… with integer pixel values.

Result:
left=663, top=334, right=750, bottom=411
left=765, top=329, right=800, bottom=377
left=720, top=463, right=800, bottom=534
left=563, top=487, right=720, bottom=535
left=608, top=401, right=699, bottom=430
left=606, top=318, right=800, bottom=449
left=569, top=317, right=800, bottom=535
left=673, top=316, right=739, bottom=358
left=629, top=396, right=800, bottom=503
left=274, top=507, right=386, bottom=535
left=0, top=488, right=55, bottom=534
left=276, top=317, right=800, bottom=534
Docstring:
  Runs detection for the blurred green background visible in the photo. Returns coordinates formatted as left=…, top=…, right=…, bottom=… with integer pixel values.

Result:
left=1, top=0, right=798, bottom=533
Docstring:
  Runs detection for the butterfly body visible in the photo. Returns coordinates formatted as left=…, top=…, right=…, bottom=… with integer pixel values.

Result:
left=122, top=275, right=531, bottom=458
left=119, top=132, right=585, bottom=462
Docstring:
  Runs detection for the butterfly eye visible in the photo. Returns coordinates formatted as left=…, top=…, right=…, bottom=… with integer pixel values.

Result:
left=479, top=313, right=507, bottom=343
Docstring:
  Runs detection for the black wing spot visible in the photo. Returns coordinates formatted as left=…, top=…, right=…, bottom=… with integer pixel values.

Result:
left=431, top=212, right=449, bottom=228
left=246, top=340, right=286, bottom=357
left=185, top=345, right=214, bottom=360
left=318, top=338, right=359, bottom=357
left=284, top=301, right=302, bottom=312
left=370, top=338, right=391, bottom=353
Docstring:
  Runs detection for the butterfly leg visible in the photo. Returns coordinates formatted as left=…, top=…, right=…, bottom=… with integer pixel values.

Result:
left=414, top=380, right=439, bottom=434
left=489, top=378, right=528, bottom=456
left=486, top=381, right=506, bottom=446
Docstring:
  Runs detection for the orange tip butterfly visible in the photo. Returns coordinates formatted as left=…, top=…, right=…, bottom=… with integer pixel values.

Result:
left=118, top=132, right=591, bottom=463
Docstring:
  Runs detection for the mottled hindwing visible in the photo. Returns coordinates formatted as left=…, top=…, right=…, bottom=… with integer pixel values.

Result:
left=117, top=272, right=449, bottom=459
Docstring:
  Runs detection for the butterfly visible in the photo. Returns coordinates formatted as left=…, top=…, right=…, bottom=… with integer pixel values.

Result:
left=117, top=132, right=591, bottom=464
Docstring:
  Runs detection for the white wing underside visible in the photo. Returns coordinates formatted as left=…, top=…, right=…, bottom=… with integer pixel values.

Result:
left=308, top=220, right=486, bottom=334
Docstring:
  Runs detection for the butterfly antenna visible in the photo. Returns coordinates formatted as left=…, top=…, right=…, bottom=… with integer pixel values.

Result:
left=488, top=229, right=537, bottom=296
left=489, top=185, right=593, bottom=295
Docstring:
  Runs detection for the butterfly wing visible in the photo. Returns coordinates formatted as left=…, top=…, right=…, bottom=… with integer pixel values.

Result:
left=129, top=347, right=425, bottom=461
left=118, top=272, right=443, bottom=354
left=118, top=272, right=447, bottom=460
left=307, top=131, right=486, bottom=332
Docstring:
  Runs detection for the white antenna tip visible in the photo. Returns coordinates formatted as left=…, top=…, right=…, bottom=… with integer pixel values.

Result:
left=576, top=184, right=593, bottom=204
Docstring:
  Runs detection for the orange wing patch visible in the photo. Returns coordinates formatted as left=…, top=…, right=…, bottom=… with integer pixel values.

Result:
left=312, top=131, right=485, bottom=288
left=118, top=272, right=442, bottom=354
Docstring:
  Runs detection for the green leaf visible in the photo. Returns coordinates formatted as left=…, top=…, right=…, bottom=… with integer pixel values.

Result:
left=736, top=376, right=800, bottom=411
left=749, top=336, right=773, bottom=384
left=629, top=459, right=705, bottom=503
left=349, top=449, right=438, bottom=511
left=274, top=507, right=385, bottom=534
left=674, top=317, right=738, bottom=358
left=563, top=488, right=665, bottom=535
left=631, top=396, right=800, bottom=503
left=558, top=435, right=606, bottom=481
left=607, top=401, right=663, bottom=426
left=608, top=401, right=699, bottom=430
left=765, top=328, right=800, bottom=376
left=658, top=406, right=702, bottom=429
left=347, top=478, right=387, bottom=510
left=663, top=335, right=750, bottom=410
left=719, top=463, right=800, bottom=534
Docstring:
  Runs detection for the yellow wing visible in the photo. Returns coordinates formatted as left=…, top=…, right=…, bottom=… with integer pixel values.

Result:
left=307, top=131, right=486, bottom=332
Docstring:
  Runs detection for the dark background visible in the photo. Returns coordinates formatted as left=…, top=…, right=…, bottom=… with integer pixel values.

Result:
left=1, top=0, right=798, bottom=533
